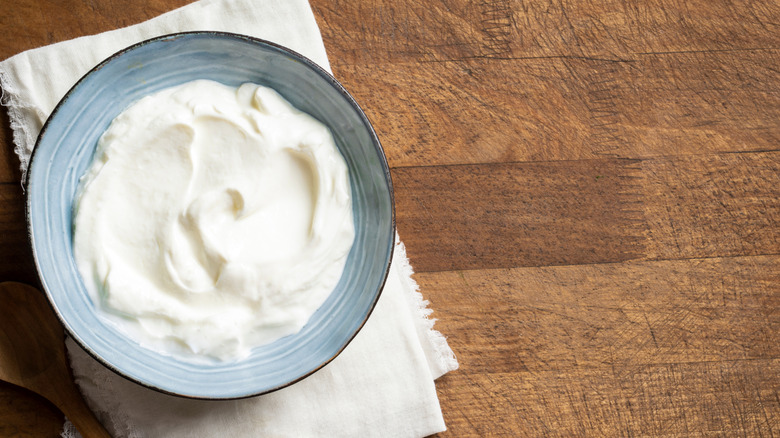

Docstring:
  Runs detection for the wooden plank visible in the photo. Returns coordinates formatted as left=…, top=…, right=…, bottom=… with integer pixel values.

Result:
left=433, top=361, right=780, bottom=437
left=314, top=0, right=780, bottom=65
left=395, top=158, right=647, bottom=271
left=394, top=152, right=780, bottom=272
left=419, top=256, right=780, bottom=435
left=318, top=0, right=780, bottom=165
left=4, top=0, right=777, bottom=65
left=642, top=152, right=780, bottom=261
left=336, top=51, right=780, bottom=168
left=416, top=256, right=780, bottom=373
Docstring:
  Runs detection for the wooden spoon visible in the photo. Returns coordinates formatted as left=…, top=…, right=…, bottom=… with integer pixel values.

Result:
left=0, top=282, right=111, bottom=437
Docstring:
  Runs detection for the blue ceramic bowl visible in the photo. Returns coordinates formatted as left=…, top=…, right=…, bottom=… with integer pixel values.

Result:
left=26, top=32, right=394, bottom=399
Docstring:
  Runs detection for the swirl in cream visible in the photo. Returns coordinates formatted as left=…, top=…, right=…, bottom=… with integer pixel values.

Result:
left=73, top=80, right=354, bottom=361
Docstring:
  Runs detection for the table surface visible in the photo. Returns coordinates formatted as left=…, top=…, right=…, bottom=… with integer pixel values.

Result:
left=1, top=1, right=779, bottom=436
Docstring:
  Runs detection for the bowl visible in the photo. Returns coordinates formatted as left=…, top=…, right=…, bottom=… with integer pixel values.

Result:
left=25, top=32, right=395, bottom=399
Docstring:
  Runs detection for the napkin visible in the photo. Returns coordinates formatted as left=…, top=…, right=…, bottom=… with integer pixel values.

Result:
left=0, top=0, right=458, bottom=436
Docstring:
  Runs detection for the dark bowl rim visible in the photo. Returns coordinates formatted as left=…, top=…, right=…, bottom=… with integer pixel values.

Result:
left=24, top=30, right=396, bottom=400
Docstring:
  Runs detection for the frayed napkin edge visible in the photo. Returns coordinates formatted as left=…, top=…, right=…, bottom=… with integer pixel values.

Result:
left=393, top=234, right=459, bottom=378
left=0, top=68, right=40, bottom=182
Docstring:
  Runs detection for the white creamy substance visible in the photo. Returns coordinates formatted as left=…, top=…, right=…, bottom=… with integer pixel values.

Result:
left=73, top=80, right=354, bottom=362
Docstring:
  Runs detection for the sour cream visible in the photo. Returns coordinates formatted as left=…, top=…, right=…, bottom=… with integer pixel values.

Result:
left=73, top=80, right=354, bottom=362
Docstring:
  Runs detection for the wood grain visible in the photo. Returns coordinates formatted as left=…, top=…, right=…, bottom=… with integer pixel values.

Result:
left=395, top=158, right=648, bottom=270
left=314, top=0, right=780, bottom=64
left=335, top=50, right=780, bottom=168
left=417, top=256, right=779, bottom=372
left=395, top=152, right=779, bottom=272
left=0, top=0, right=778, bottom=436
left=436, top=360, right=779, bottom=436
left=318, top=0, right=780, bottom=167
left=418, top=256, right=779, bottom=435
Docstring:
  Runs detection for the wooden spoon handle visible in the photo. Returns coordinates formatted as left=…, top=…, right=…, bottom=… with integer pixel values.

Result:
left=0, top=282, right=110, bottom=436
left=46, top=367, right=112, bottom=438
left=56, top=379, right=112, bottom=438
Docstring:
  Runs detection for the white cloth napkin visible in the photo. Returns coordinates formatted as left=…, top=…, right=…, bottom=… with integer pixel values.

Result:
left=0, top=0, right=458, bottom=436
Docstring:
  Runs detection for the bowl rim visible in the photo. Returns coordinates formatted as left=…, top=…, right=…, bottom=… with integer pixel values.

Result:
left=24, top=31, right=396, bottom=399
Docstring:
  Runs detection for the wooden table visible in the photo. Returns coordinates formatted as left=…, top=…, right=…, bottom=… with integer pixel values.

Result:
left=1, top=1, right=778, bottom=436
